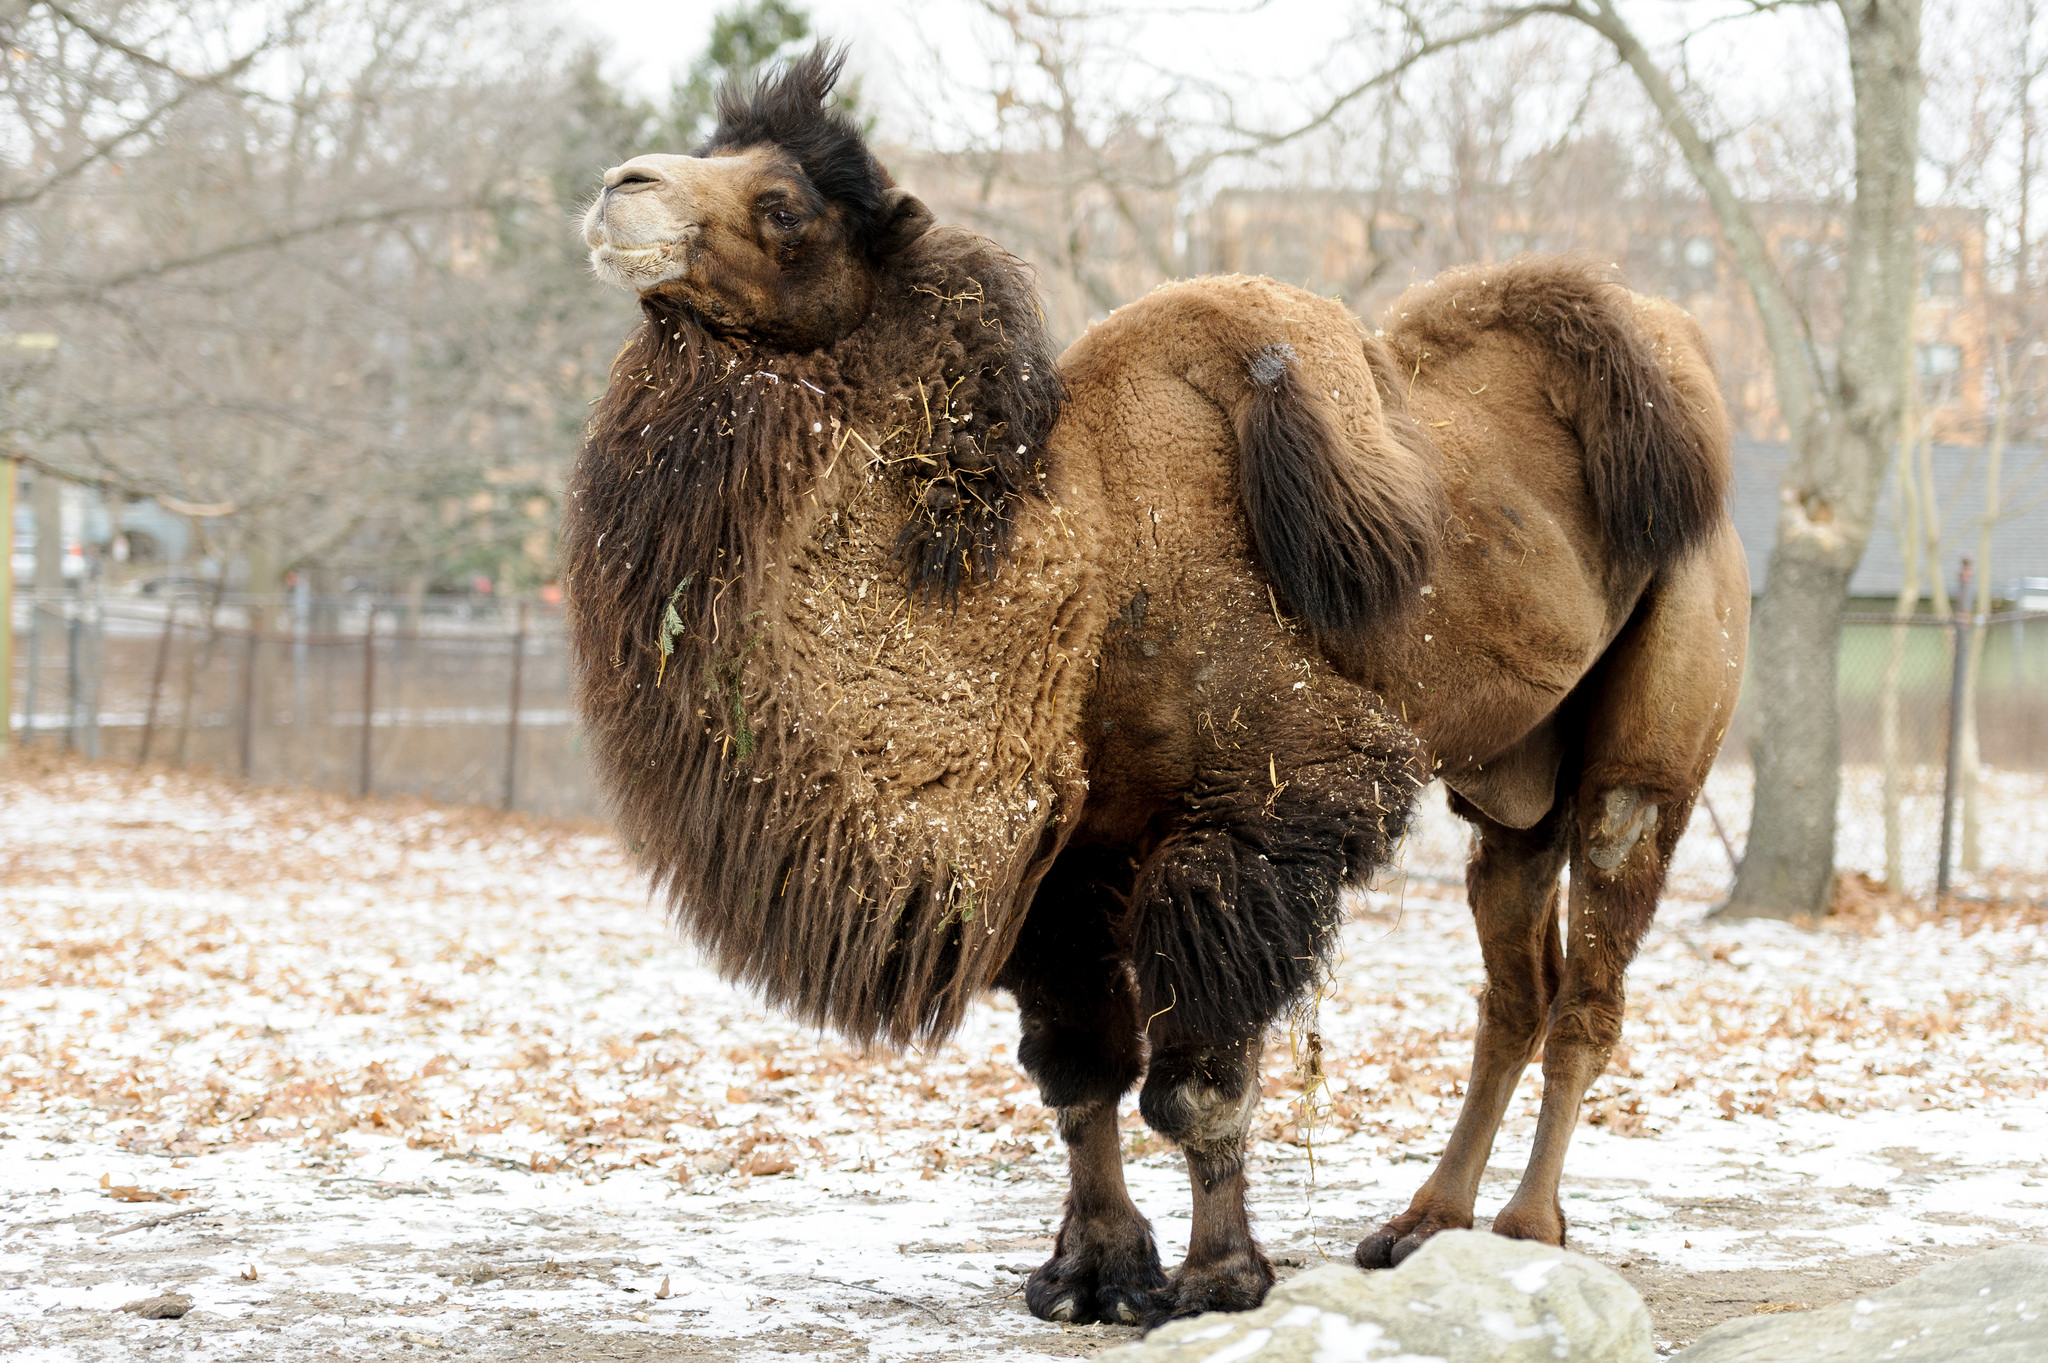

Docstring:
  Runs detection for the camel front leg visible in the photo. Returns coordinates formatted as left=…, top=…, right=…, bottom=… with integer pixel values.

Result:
left=999, top=850, right=1164, bottom=1326
left=1029, top=1096, right=1163, bottom=1324
left=1140, top=1034, right=1273, bottom=1322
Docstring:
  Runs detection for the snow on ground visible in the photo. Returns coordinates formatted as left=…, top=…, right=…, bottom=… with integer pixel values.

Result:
left=2, top=754, right=2045, bottom=1361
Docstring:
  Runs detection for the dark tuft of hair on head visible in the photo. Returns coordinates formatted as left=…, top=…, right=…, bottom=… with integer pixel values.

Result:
left=698, top=43, right=891, bottom=255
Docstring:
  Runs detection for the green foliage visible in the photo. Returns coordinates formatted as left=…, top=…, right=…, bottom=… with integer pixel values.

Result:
left=660, top=0, right=864, bottom=150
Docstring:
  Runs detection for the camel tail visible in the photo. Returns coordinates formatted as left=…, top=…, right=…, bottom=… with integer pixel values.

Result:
left=1232, top=342, right=1439, bottom=633
left=1392, top=258, right=1731, bottom=577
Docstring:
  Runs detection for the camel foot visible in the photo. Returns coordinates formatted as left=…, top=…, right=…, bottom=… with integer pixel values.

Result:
left=1489, top=1200, right=1567, bottom=1246
left=1354, top=1208, right=1473, bottom=1269
left=1141, top=1245, right=1275, bottom=1327
left=1025, top=1219, right=1167, bottom=1326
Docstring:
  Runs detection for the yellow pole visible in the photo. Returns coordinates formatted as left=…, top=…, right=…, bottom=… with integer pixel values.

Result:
left=1, top=455, right=15, bottom=753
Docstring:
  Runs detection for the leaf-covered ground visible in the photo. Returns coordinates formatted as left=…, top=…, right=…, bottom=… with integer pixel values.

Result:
left=2, top=752, right=2044, bottom=1360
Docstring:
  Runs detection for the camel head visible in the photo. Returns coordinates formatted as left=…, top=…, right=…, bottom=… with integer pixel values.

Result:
left=581, top=45, right=933, bottom=351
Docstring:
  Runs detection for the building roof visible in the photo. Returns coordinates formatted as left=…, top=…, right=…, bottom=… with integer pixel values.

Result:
left=1730, top=440, right=2048, bottom=600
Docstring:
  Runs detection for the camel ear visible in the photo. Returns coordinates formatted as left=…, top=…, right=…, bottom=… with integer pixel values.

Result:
left=872, top=188, right=934, bottom=258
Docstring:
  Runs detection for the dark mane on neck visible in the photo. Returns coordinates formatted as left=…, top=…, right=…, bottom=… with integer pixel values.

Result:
left=884, top=231, right=1067, bottom=601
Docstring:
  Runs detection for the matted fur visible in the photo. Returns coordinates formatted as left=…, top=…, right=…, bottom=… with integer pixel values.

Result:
left=1383, top=257, right=1730, bottom=578
left=1131, top=734, right=1419, bottom=1042
left=563, top=221, right=1073, bottom=1047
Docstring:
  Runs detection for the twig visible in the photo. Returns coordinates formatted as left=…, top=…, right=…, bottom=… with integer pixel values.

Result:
left=434, top=1148, right=535, bottom=1174
left=108, top=1203, right=213, bottom=1236
left=1699, top=788, right=1740, bottom=874
left=812, top=1275, right=948, bottom=1322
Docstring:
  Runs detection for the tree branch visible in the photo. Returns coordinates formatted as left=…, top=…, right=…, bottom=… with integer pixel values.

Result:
left=1558, top=0, right=1826, bottom=447
left=0, top=3, right=306, bottom=213
left=1199, top=7, right=1547, bottom=169
left=4, top=202, right=462, bottom=306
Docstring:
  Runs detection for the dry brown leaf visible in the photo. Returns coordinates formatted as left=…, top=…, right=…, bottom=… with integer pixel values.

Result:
left=105, top=1185, right=163, bottom=1203
left=737, top=1147, right=795, bottom=1177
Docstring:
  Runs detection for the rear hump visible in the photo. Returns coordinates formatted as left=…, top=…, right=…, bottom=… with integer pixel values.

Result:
left=1387, top=258, right=1730, bottom=577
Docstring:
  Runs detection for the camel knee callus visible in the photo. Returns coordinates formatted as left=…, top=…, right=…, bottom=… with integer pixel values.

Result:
left=564, top=43, right=1747, bottom=1329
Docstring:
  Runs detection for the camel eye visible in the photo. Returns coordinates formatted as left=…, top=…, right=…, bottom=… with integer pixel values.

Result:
left=769, top=207, right=801, bottom=230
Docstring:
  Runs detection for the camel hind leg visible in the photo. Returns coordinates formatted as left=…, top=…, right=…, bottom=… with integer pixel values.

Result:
left=1359, top=531, right=1745, bottom=1260
left=1486, top=781, right=1692, bottom=1243
left=1488, top=533, right=1745, bottom=1244
left=1356, top=795, right=1569, bottom=1267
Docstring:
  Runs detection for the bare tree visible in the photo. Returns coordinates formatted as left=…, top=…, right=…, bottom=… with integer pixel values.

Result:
left=1917, top=0, right=2048, bottom=872
left=888, top=0, right=1194, bottom=342
left=0, top=0, right=653, bottom=598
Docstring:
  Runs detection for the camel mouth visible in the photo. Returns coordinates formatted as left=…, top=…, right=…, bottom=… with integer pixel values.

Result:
left=588, top=238, right=691, bottom=291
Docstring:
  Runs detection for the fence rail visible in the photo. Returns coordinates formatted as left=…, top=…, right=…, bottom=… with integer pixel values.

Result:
left=7, top=588, right=2044, bottom=904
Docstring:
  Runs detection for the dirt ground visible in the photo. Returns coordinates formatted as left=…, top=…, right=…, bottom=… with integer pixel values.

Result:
left=3, top=750, right=2045, bottom=1360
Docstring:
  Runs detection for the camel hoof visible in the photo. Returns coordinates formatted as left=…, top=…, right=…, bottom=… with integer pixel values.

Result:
left=1489, top=1207, right=1567, bottom=1246
left=1355, top=1228, right=1431, bottom=1269
left=1354, top=1228, right=1401, bottom=1269
left=1140, top=1248, right=1274, bottom=1328
left=1024, top=1227, right=1167, bottom=1327
left=1356, top=1210, right=1471, bottom=1270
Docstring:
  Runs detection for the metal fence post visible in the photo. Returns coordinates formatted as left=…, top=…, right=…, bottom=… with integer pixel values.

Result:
left=238, top=623, right=259, bottom=778
left=81, top=586, right=100, bottom=760
left=358, top=607, right=376, bottom=798
left=0, top=456, right=13, bottom=753
left=63, top=604, right=78, bottom=752
left=1936, top=559, right=1973, bottom=906
left=502, top=601, right=527, bottom=812
left=23, top=601, right=40, bottom=745
left=139, top=601, right=176, bottom=764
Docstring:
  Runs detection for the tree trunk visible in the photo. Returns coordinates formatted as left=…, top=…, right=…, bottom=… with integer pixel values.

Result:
left=1725, top=524, right=1858, bottom=919
left=1960, top=356, right=2008, bottom=872
left=1718, top=0, right=1922, bottom=920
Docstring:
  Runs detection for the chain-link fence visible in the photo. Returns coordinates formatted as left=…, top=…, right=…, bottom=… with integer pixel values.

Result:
left=6, top=591, right=595, bottom=818
left=7, top=590, right=2044, bottom=902
left=1712, top=610, right=2048, bottom=903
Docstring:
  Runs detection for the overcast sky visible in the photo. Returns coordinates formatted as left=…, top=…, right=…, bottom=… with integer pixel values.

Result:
left=559, top=0, right=1852, bottom=181
left=566, top=0, right=1362, bottom=104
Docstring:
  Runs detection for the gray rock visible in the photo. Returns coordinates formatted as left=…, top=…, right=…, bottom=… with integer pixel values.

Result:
left=1674, top=1244, right=2048, bottom=1363
left=119, top=1293, right=192, bottom=1319
left=1098, top=1230, right=1653, bottom=1362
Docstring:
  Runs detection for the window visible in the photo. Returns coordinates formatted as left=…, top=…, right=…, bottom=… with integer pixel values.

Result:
left=1916, top=342, right=1963, bottom=404
left=1923, top=243, right=1963, bottom=299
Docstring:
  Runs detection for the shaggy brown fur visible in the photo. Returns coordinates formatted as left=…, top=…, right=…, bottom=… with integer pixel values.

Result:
left=565, top=46, right=1746, bottom=1330
left=1237, top=342, right=1439, bottom=631
left=564, top=221, right=1069, bottom=1046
